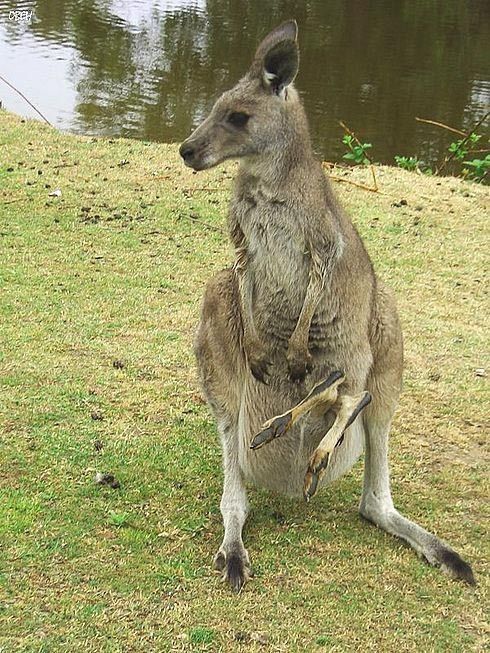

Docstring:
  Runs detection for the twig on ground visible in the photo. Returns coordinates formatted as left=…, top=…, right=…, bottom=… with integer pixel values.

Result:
left=178, top=213, right=225, bottom=233
left=369, top=165, right=378, bottom=190
left=322, top=163, right=381, bottom=193
left=0, top=73, right=52, bottom=126
left=183, top=187, right=228, bottom=192
left=327, top=174, right=382, bottom=193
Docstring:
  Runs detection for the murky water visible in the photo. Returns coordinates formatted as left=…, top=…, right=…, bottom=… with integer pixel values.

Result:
left=0, top=0, right=489, bottom=166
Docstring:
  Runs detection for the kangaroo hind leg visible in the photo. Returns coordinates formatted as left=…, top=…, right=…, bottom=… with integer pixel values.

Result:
left=195, top=269, right=252, bottom=592
left=361, top=404, right=475, bottom=585
left=361, top=285, right=475, bottom=585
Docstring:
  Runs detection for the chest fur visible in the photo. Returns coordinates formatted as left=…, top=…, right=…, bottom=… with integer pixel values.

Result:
left=231, top=182, right=308, bottom=292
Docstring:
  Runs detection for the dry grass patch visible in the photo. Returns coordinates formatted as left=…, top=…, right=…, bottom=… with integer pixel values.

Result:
left=0, top=110, right=488, bottom=652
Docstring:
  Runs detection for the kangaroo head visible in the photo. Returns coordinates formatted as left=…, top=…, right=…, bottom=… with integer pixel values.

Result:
left=179, top=20, right=300, bottom=171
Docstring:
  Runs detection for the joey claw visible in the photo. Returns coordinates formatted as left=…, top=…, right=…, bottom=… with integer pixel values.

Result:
left=303, top=454, right=330, bottom=501
left=344, top=391, right=372, bottom=429
left=250, top=412, right=292, bottom=450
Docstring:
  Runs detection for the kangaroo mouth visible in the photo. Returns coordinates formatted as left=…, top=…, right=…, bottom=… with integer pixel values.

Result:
left=184, top=157, right=210, bottom=171
left=179, top=141, right=216, bottom=171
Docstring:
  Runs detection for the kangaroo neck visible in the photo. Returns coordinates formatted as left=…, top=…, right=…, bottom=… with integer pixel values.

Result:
left=241, top=109, right=314, bottom=190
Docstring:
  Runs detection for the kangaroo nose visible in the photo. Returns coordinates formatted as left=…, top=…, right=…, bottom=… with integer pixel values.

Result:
left=179, top=143, right=195, bottom=162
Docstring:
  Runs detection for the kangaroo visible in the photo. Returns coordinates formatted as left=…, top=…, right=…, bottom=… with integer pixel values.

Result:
left=179, top=20, right=475, bottom=592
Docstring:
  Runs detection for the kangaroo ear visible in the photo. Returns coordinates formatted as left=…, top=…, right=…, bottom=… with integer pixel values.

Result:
left=251, top=20, right=299, bottom=95
left=263, top=39, right=299, bottom=94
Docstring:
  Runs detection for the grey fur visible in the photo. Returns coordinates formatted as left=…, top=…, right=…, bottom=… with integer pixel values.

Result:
left=179, top=20, right=475, bottom=591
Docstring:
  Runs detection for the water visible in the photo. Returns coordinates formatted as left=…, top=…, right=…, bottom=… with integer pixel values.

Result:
left=1, top=0, right=489, bottom=167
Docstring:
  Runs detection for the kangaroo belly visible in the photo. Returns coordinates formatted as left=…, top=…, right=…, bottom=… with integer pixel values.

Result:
left=237, top=378, right=365, bottom=497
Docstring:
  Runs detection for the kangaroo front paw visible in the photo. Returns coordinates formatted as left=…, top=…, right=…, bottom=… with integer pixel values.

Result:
left=246, top=341, right=271, bottom=384
left=287, top=347, right=313, bottom=383
left=214, top=547, right=253, bottom=593
left=249, top=355, right=271, bottom=384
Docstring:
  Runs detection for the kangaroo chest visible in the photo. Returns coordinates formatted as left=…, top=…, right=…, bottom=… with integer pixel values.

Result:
left=232, top=185, right=310, bottom=341
left=232, top=184, right=309, bottom=318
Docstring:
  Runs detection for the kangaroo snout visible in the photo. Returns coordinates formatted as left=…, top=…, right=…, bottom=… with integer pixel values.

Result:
left=179, top=141, right=197, bottom=167
left=179, top=138, right=212, bottom=171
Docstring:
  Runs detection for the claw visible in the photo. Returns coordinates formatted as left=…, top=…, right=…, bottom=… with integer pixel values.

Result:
left=303, top=455, right=330, bottom=501
left=306, top=370, right=344, bottom=400
left=250, top=358, right=271, bottom=384
left=250, top=412, right=292, bottom=449
left=335, top=433, right=344, bottom=448
left=214, top=549, right=252, bottom=592
left=288, top=361, right=309, bottom=383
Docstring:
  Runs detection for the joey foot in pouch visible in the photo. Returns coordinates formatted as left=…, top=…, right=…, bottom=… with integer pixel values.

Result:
left=303, top=390, right=372, bottom=501
left=250, top=370, right=345, bottom=450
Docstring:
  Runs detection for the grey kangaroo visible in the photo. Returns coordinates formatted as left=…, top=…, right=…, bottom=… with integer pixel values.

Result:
left=179, top=20, right=475, bottom=591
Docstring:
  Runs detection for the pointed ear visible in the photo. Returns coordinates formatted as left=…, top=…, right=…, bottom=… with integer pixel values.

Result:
left=263, top=39, right=299, bottom=94
left=251, top=20, right=299, bottom=95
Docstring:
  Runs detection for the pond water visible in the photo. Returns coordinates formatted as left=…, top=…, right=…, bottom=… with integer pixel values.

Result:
left=0, top=0, right=489, bottom=167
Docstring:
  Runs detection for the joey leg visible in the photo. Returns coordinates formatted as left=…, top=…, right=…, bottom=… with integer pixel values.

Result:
left=304, top=391, right=371, bottom=501
left=250, top=371, right=345, bottom=450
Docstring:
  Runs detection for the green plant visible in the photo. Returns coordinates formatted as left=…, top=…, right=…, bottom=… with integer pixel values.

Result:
left=394, top=155, right=421, bottom=171
left=394, top=155, right=433, bottom=176
left=342, top=134, right=372, bottom=165
left=447, top=133, right=481, bottom=161
left=108, top=511, right=130, bottom=527
left=189, top=627, right=215, bottom=644
left=462, top=154, right=490, bottom=182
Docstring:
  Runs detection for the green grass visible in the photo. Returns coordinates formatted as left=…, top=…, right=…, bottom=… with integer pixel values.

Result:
left=0, top=110, right=488, bottom=652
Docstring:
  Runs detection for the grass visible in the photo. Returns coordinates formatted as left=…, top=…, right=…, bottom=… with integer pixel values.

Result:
left=0, top=109, right=488, bottom=652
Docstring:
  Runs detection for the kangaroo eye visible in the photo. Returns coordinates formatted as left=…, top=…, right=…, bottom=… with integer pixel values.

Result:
left=227, top=112, right=250, bottom=128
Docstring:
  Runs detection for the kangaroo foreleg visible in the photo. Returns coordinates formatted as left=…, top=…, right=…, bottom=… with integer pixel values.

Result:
left=286, top=252, right=326, bottom=382
left=250, top=370, right=345, bottom=450
left=231, top=223, right=271, bottom=384
left=303, top=390, right=371, bottom=501
left=286, top=239, right=343, bottom=382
